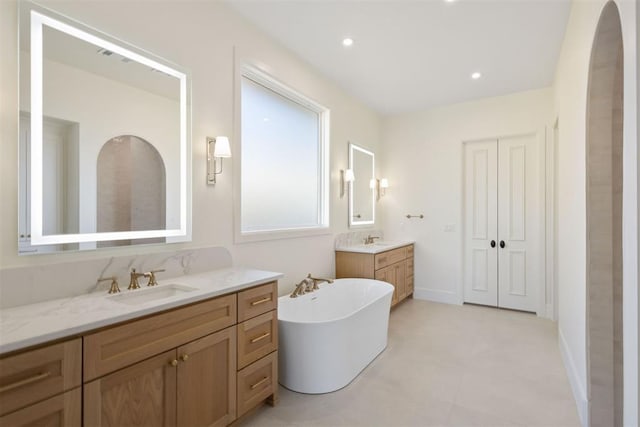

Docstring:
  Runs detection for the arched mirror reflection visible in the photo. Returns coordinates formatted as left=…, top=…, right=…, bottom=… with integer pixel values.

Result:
left=97, top=135, right=166, bottom=247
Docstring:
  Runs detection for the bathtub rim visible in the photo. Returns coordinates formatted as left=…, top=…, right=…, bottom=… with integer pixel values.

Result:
left=278, top=278, right=393, bottom=325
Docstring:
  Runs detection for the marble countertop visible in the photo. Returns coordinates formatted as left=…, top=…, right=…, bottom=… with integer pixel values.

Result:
left=335, top=240, right=415, bottom=254
left=0, top=267, right=283, bottom=355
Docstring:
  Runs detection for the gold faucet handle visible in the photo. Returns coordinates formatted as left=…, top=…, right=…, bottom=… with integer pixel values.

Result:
left=98, top=277, right=120, bottom=294
left=145, top=269, right=166, bottom=287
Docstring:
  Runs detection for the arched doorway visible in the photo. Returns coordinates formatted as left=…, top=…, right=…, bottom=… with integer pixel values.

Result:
left=97, top=135, right=166, bottom=247
left=585, top=2, right=623, bottom=425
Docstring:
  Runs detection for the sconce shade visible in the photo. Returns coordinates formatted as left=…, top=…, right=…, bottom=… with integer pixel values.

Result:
left=214, top=136, right=231, bottom=158
left=344, top=169, right=355, bottom=182
left=380, top=178, right=389, bottom=188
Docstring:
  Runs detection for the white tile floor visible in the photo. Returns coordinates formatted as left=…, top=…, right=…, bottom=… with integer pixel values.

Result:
left=242, top=299, right=581, bottom=427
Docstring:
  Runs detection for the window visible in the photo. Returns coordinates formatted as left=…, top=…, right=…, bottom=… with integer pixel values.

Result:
left=239, top=67, right=329, bottom=238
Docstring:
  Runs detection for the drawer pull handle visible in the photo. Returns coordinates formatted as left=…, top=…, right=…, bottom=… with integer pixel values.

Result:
left=169, top=359, right=178, bottom=367
left=250, top=376, right=269, bottom=390
left=0, top=372, right=51, bottom=393
left=251, top=297, right=272, bottom=306
left=180, top=354, right=189, bottom=362
left=250, top=332, right=271, bottom=343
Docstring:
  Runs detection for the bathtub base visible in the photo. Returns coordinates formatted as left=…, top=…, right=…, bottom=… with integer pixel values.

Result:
left=279, top=344, right=388, bottom=394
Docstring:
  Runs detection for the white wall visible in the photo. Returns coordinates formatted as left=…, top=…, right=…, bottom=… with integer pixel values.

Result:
left=0, top=0, right=380, bottom=295
left=553, top=0, right=638, bottom=425
left=380, top=88, right=553, bottom=305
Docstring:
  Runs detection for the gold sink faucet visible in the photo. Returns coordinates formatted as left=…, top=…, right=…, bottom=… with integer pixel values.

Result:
left=128, top=268, right=146, bottom=290
left=363, top=235, right=380, bottom=244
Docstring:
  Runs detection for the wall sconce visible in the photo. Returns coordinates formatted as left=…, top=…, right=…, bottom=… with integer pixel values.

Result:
left=340, top=169, right=355, bottom=198
left=376, top=178, right=389, bottom=201
left=207, top=136, right=231, bottom=185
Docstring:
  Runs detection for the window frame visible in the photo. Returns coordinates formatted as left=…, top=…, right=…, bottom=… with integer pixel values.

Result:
left=234, top=64, right=330, bottom=243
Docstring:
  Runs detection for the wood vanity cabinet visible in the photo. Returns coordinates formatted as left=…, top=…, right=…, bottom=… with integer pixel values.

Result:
left=0, top=338, right=82, bottom=426
left=336, top=244, right=414, bottom=307
left=0, top=281, right=278, bottom=427
left=82, top=281, right=278, bottom=427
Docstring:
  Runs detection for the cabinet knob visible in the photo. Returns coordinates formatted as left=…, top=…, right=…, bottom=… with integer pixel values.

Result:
left=499, top=240, right=506, bottom=249
left=490, top=240, right=496, bottom=248
left=169, top=359, right=178, bottom=367
left=180, top=354, right=189, bottom=362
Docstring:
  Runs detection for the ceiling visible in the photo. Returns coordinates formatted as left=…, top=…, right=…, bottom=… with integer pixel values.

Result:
left=226, top=0, right=571, bottom=115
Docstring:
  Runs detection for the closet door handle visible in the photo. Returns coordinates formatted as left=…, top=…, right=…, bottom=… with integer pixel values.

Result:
left=499, top=240, right=506, bottom=249
left=490, top=240, right=496, bottom=248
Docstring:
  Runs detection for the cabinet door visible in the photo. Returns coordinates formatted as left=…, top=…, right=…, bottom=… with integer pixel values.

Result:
left=0, top=388, right=80, bottom=427
left=394, top=260, right=407, bottom=301
left=84, top=350, right=177, bottom=427
left=375, top=265, right=398, bottom=306
left=176, top=327, right=236, bottom=427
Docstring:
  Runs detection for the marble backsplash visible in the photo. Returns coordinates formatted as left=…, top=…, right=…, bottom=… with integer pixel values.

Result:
left=0, top=246, right=232, bottom=309
left=334, top=230, right=384, bottom=248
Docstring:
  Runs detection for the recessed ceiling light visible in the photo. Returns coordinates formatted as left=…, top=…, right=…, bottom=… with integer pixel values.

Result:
left=471, top=72, right=482, bottom=80
left=342, top=38, right=354, bottom=47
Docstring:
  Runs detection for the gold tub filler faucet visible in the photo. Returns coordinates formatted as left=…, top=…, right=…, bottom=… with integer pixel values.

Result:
left=290, top=273, right=334, bottom=298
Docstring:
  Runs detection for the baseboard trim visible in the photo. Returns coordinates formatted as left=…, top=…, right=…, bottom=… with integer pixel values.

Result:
left=413, top=288, right=460, bottom=305
left=558, top=327, right=588, bottom=427
left=541, top=302, right=555, bottom=320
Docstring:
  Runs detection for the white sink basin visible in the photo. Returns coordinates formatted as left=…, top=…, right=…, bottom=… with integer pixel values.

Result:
left=108, top=284, right=197, bottom=306
left=373, top=241, right=396, bottom=246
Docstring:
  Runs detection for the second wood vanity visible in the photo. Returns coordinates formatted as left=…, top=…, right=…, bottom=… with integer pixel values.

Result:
left=336, top=242, right=414, bottom=307
left=0, top=269, right=280, bottom=427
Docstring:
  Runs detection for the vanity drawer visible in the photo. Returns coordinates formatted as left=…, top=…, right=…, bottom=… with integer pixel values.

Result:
left=84, top=294, right=236, bottom=381
left=0, top=387, right=81, bottom=426
left=0, top=338, right=81, bottom=416
left=237, top=310, right=278, bottom=369
left=238, top=282, right=277, bottom=322
left=375, top=247, right=406, bottom=270
left=237, top=351, right=277, bottom=418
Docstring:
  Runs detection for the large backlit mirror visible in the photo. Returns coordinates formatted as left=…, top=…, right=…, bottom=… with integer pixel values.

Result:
left=348, top=143, right=375, bottom=227
left=18, top=2, right=191, bottom=254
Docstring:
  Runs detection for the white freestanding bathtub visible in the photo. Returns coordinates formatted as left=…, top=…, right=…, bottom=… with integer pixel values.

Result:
left=278, top=278, right=393, bottom=394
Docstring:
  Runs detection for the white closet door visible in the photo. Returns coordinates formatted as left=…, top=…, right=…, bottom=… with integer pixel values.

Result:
left=497, top=133, right=540, bottom=312
left=463, top=140, right=498, bottom=306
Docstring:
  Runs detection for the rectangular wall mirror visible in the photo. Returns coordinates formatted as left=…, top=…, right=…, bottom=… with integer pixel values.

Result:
left=18, top=2, right=191, bottom=254
left=348, top=142, right=375, bottom=227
